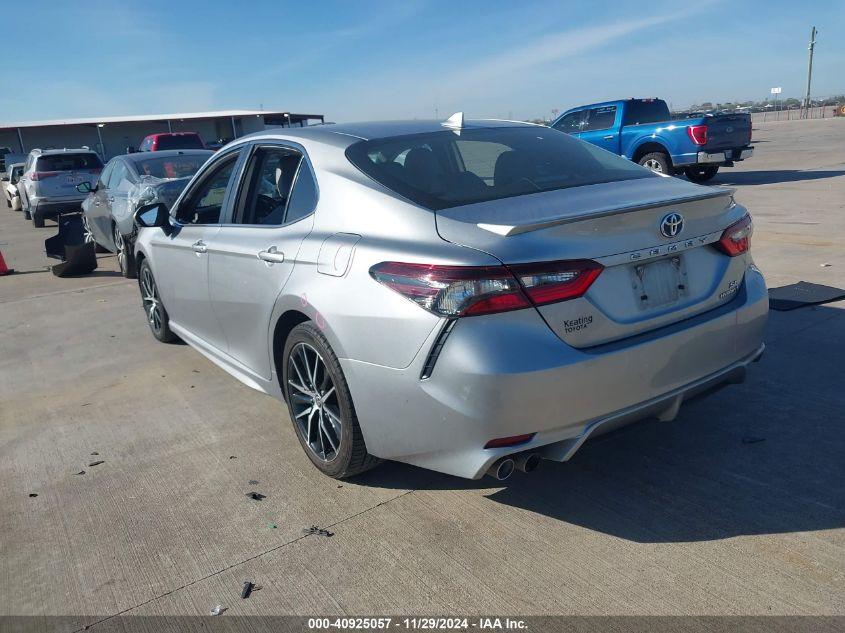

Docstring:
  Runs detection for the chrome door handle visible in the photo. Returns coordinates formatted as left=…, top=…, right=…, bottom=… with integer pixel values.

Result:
left=257, top=246, right=285, bottom=264
left=192, top=240, right=207, bottom=254
left=603, top=135, right=614, bottom=140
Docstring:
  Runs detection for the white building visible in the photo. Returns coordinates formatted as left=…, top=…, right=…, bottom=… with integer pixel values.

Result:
left=0, top=109, right=324, bottom=160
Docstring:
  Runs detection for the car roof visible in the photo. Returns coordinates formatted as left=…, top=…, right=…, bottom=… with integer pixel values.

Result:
left=123, top=149, right=213, bottom=164
left=236, top=118, right=540, bottom=145
left=145, top=132, right=201, bottom=138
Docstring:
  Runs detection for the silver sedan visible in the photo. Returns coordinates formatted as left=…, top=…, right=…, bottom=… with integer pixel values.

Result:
left=132, top=117, right=767, bottom=480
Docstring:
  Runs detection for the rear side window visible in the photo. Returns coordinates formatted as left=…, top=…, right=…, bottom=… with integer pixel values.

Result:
left=234, top=147, right=303, bottom=225
left=156, top=135, right=204, bottom=150
left=284, top=161, right=318, bottom=224
left=36, top=153, right=103, bottom=171
left=346, top=127, right=654, bottom=211
left=622, top=99, right=671, bottom=126
left=584, top=106, right=617, bottom=131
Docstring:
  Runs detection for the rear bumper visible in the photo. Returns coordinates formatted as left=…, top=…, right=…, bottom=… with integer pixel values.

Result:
left=32, top=197, right=85, bottom=218
left=342, top=265, right=768, bottom=479
left=697, top=147, right=754, bottom=164
left=673, top=146, right=754, bottom=167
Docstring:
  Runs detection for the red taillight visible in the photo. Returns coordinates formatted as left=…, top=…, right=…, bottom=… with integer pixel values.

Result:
left=687, top=124, right=708, bottom=145
left=370, top=262, right=530, bottom=317
left=484, top=433, right=535, bottom=449
left=30, top=171, right=59, bottom=181
left=509, top=260, right=603, bottom=306
left=370, top=259, right=602, bottom=317
left=714, top=214, right=753, bottom=256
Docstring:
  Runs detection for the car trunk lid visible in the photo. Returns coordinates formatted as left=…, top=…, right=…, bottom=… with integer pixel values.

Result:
left=435, top=177, right=749, bottom=347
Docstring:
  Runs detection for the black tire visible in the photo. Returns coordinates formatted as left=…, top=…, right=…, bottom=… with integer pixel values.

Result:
left=137, top=259, right=177, bottom=343
left=282, top=322, right=380, bottom=479
left=114, top=223, right=137, bottom=279
left=685, top=166, right=719, bottom=183
left=23, top=203, right=31, bottom=220
left=4, top=195, right=10, bottom=209
left=638, top=152, right=673, bottom=174
left=32, top=212, right=45, bottom=228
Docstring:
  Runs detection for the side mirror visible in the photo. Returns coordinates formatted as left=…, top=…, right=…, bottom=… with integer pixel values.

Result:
left=135, top=202, right=172, bottom=234
left=76, top=181, right=93, bottom=193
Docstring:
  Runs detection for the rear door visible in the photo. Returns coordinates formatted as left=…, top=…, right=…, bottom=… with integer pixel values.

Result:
left=577, top=105, right=620, bottom=153
left=150, top=149, right=243, bottom=350
left=208, top=142, right=317, bottom=379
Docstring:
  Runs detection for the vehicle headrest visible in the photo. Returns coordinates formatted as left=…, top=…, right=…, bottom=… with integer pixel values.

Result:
left=494, top=150, right=533, bottom=189
left=403, top=147, right=438, bottom=192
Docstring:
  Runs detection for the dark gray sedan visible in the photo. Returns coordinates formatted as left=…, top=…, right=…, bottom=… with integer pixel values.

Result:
left=79, top=149, right=212, bottom=277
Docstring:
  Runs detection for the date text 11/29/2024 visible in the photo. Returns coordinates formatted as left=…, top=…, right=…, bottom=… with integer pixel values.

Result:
left=307, top=617, right=528, bottom=630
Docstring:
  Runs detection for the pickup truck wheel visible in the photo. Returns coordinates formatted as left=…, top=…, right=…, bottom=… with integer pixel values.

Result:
left=685, top=166, right=719, bottom=183
left=32, top=212, right=45, bottom=228
left=638, top=152, right=672, bottom=174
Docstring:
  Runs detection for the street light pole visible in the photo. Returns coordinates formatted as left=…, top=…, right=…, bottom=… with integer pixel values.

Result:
left=802, top=26, right=818, bottom=118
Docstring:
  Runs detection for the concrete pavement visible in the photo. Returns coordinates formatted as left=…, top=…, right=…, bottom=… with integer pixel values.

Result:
left=1, top=118, right=843, bottom=627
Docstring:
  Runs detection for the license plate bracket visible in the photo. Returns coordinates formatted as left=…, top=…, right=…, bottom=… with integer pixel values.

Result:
left=632, top=256, right=688, bottom=309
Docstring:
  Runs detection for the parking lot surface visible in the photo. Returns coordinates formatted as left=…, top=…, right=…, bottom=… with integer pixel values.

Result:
left=1, top=118, right=843, bottom=626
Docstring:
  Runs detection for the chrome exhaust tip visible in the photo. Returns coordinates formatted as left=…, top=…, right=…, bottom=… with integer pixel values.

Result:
left=514, top=452, right=541, bottom=473
left=486, top=457, right=515, bottom=481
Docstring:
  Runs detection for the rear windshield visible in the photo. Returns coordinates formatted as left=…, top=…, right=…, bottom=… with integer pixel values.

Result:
left=346, top=127, right=654, bottom=210
left=132, top=154, right=208, bottom=179
left=622, top=99, right=671, bottom=126
left=36, top=153, right=103, bottom=171
left=156, top=135, right=204, bottom=150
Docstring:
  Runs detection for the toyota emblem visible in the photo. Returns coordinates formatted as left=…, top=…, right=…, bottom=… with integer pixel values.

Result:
left=660, top=212, right=684, bottom=238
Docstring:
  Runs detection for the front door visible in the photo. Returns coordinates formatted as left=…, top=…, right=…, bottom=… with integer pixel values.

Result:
left=151, top=149, right=242, bottom=350
left=209, top=143, right=318, bottom=379
left=578, top=105, right=620, bottom=153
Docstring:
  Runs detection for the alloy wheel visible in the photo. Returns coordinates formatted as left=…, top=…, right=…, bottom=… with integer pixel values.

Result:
left=287, top=342, right=342, bottom=462
left=644, top=159, right=664, bottom=172
left=82, top=215, right=95, bottom=244
left=140, top=266, right=163, bottom=334
left=113, top=225, right=126, bottom=274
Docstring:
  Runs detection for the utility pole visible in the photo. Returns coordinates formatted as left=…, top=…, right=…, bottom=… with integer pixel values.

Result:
left=802, top=26, right=818, bottom=118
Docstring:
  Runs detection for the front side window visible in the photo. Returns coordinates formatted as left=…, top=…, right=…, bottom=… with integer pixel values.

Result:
left=235, top=147, right=303, bottom=226
left=107, top=161, right=132, bottom=191
left=346, top=127, right=655, bottom=211
left=175, top=153, right=239, bottom=225
left=97, top=161, right=115, bottom=189
left=552, top=111, right=586, bottom=134
left=584, top=106, right=617, bottom=131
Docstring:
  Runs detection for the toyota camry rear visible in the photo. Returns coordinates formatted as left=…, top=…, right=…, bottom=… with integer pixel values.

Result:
left=133, top=119, right=767, bottom=481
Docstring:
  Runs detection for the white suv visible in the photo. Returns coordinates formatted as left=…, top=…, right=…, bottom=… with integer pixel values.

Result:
left=19, top=148, right=103, bottom=227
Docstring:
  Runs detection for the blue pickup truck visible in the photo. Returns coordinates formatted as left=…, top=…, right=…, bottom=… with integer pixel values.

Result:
left=551, top=98, right=753, bottom=182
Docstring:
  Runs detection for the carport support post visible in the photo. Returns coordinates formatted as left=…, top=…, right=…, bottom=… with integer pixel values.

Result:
left=167, top=120, right=172, bottom=133
left=16, top=127, right=25, bottom=153
left=96, top=124, right=106, bottom=160
left=230, top=116, right=237, bottom=139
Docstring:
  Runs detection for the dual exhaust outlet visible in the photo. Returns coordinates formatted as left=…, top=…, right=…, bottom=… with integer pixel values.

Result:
left=485, top=452, right=542, bottom=481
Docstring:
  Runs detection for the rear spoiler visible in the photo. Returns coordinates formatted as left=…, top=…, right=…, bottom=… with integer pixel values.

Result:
left=477, top=188, right=734, bottom=237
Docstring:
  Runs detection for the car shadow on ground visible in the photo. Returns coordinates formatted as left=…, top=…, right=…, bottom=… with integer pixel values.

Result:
left=354, top=305, right=845, bottom=543
left=713, top=169, right=845, bottom=186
